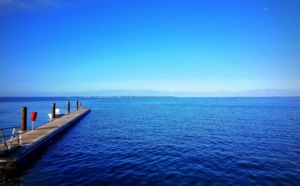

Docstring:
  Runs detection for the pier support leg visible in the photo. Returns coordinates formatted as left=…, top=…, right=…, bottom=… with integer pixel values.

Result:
left=67, top=101, right=70, bottom=114
left=21, top=107, right=27, bottom=132
left=76, top=100, right=79, bottom=110
left=52, top=103, right=56, bottom=120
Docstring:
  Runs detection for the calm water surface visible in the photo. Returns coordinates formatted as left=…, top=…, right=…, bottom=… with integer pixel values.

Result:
left=0, top=97, right=300, bottom=185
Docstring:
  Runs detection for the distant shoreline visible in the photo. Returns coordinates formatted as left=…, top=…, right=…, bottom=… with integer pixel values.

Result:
left=0, top=96, right=299, bottom=99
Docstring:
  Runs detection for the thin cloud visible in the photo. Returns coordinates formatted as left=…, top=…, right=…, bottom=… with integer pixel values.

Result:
left=0, top=0, right=87, bottom=12
left=0, top=0, right=12, bottom=5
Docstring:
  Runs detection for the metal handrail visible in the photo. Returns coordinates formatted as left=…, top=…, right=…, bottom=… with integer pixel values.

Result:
left=0, top=126, right=22, bottom=150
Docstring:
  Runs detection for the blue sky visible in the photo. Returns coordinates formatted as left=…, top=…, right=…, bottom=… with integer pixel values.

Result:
left=0, top=0, right=299, bottom=97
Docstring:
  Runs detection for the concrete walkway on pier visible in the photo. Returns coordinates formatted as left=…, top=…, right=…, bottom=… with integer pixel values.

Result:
left=0, top=108, right=91, bottom=170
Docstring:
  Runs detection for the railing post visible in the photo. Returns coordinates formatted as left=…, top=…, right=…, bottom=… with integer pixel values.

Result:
left=67, top=101, right=70, bottom=114
left=52, top=103, right=56, bottom=120
left=0, top=129, right=7, bottom=147
left=19, top=130, right=22, bottom=145
left=76, top=100, right=79, bottom=110
left=21, top=107, right=27, bottom=132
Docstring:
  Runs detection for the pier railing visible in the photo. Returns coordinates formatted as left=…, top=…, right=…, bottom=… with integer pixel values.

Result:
left=0, top=127, right=22, bottom=151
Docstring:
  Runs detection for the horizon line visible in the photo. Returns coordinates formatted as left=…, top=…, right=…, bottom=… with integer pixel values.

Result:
left=1, top=95, right=300, bottom=98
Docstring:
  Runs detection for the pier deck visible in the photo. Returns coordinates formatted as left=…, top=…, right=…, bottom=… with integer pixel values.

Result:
left=0, top=108, right=91, bottom=170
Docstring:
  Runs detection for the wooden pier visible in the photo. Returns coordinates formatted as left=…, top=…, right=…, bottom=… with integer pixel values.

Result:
left=0, top=108, right=91, bottom=170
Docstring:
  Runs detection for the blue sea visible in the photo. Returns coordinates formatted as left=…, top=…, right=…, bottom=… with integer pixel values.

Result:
left=0, top=97, right=300, bottom=185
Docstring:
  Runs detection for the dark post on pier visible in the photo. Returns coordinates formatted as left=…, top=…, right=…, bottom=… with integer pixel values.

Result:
left=0, top=106, right=91, bottom=170
left=52, top=103, right=56, bottom=119
left=21, top=107, right=27, bottom=131
left=76, top=100, right=79, bottom=110
left=67, top=101, right=70, bottom=114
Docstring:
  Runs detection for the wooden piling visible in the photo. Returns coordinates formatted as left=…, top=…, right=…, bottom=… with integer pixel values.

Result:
left=0, top=108, right=91, bottom=170
left=21, top=107, right=27, bottom=131
left=52, top=103, right=56, bottom=119
left=67, top=101, right=70, bottom=114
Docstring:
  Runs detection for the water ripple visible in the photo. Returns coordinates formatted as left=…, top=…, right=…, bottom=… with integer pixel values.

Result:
left=1, top=98, right=300, bottom=185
